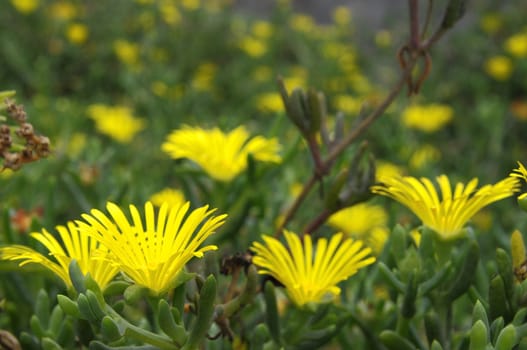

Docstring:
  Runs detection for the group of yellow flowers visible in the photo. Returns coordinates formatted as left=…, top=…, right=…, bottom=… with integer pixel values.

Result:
left=1, top=120, right=526, bottom=306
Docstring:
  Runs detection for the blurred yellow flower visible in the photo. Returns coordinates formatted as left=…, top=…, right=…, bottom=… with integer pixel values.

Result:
left=327, top=203, right=389, bottom=254
left=87, top=104, right=145, bottom=143
left=376, top=161, right=404, bottom=180
left=484, top=56, right=513, bottom=81
left=369, top=227, right=390, bottom=255
left=472, top=210, right=493, bottom=231
left=66, top=23, right=88, bottom=45
left=283, top=66, right=308, bottom=91
left=0, top=222, right=119, bottom=289
left=113, top=40, right=140, bottom=67
left=402, top=103, right=453, bottom=132
left=256, top=92, right=283, bottom=113
left=333, top=6, right=352, bottom=26
left=78, top=201, right=226, bottom=295
left=49, top=1, right=77, bottom=20
left=162, top=126, right=281, bottom=182
left=375, top=30, right=392, bottom=48
left=328, top=203, right=387, bottom=236
left=251, top=230, right=375, bottom=306
left=252, top=66, right=273, bottom=82
left=192, top=62, right=217, bottom=91
left=334, top=95, right=363, bottom=115
left=181, top=0, right=200, bottom=10
left=67, top=132, right=87, bottom=158
left=239, top=37, right=267, bottom=57
left=151, top=81, right=169, bottom=97
left=289, top=14, right=315, bottom=34
left=505, top=32, right=527, bottom=58
left=480, top=14, right=502, bottom=35
left=160, top=1, right=181, bottom=25
left=409, top=144, right=441, bottom=170
left=10, top=0, right=39, bottom=14
left=372, top=174, right=520, bottom=240
left=0, top=168, right=14, bottom=179
left=349, top=74, right=372, bottom=94
left=252, top=20, right=273, bottom=38
left=289, top=182, right=303, bottom=198
left=149, top=188, right=186, bottom=208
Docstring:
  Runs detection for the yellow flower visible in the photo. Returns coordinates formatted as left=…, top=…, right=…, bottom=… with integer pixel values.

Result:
left=151, top=81, right=169, bottom=97
left=409, top=144, right=441, bottom=170
left=87, top=104, right=145, bottom=143
left=505, top=32, right=527, bottom=58
left=113, top=40, right=140, bottom=67
left=192, top=62, right=217, bottom=91
left=372, top=174, right=520, bottom=240
left=511, top=161, right=527, bottom=201
left=67, top=132, right=87, bottom=158
left=282, top=66, right=308, bottom=91
left=256, top=92, right=283, bottom=113
left=252, top=66, right=272, bottom=82
left=376, top=161, right=404, bottom=180
left=484, top=56, right=513, bottom=81
left=181, top=0, right=200, bottom=10
left=159, top=1, right=181, bottom=25
left=161, top=126, right=281, bottom=182
left=66, top=23, right=89, bottom=45
left=480, top=13, right=502, bottom=35
left=10, top=0, right=39, bottom=14
left=328, top=203, right=387, bottom=236
left=334, top=95, right=363, bottom=115
left=0, top=222, right=119, bottom=289
left=402, top=104, right=454, bottom=132
left=251, top=230, right=375, bottom=306
left=327, top=203, right=389, bottom=255
left=252, top=20, right=273, bottom=38
left=49, top=1, right=77, bottom=20
left=289, top=14, right=315, bottom=34
left=77, top=201, right=226, bottom=295
left=375, top=30, right=392, bottom=48
left=149, top=188, right=186, bottom=208
left=333, top=6, right=352, bottom=26
left=239, top=36, right=267, bottom=57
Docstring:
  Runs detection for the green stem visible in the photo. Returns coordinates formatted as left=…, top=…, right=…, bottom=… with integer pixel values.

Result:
left=106, top=306, right=178, bottom=349
left=273, top=56, right=419, bottom=238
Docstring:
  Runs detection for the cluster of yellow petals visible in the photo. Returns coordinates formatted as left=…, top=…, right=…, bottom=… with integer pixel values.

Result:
left=77, top=202, right=226, bottom=295
left=87, top=104, right=145, bottom=143
left=0, top=222, right=118, bottom=289
left=162, top=126, right=281, bottom=182
left=251, top=230, right=375, bottom=306
left=372, top=175, right=520, bottom=240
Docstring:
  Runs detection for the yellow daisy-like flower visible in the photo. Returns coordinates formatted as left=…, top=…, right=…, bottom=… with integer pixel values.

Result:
left=484, top=56, right=513, bottom=81
left=239, top=36, right=267, bottom=57
left=10, top=0, right=39, bottom=14
left=402, top=103, right=454, bottom=133
left=66, top=23, right=89, bottom=45
left=149, top=188, right=186, bottom=208
left=511, top=161, right=527, bottom=201
left=87, top=104, right=145, bottom=143
left=251, top=230, right=375, bottom=307
left=0, top=222, right=119, bottom=289
left=327, top=203, right=389, bottom=255
left=504, top=32, right=527, bottom=58
left=256, top=92, right=283, bottom=113
left=161, top=126, right=281, bottom=182
left=77, top=201, right=226, bottom=295
left=113, top=39, right=140, bottom=67
left=371, top=175, right=520, bottom=240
